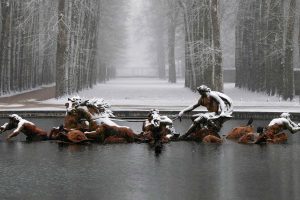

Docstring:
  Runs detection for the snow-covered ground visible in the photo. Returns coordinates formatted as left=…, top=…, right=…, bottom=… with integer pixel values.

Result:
left=0, top=84, right=55, bottom=98
left=39, top=78, right=300, bottom=112
left=42, top=78, right=198, bottom=110
left=0, top=78, right=299, bottom=111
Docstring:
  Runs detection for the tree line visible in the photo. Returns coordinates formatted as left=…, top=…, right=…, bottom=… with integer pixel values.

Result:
left=144, top=0, right=223, bottom=90
left=1, top=0, right=299, bottom=100
left=235, top=0, right=298, bottom=100
left=161, top=0, right=299, bottom=99
left=0, top=0, right=126, bottom=97
left=180, top=0, right=223, bottom=91
left=0, top=0, right=55, bottom=95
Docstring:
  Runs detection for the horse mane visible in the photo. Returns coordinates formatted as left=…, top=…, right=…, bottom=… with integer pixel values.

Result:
left=80, top=98, right=114, bottom=117
left=64, top=106, right=97, bottom=130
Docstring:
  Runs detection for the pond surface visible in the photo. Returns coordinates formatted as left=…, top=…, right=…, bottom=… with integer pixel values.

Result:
left=0, top=118, right=300, bottom=200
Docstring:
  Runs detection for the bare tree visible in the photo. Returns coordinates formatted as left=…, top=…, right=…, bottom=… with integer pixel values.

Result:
left=0, top=0, right=128, bottom=97
left=235, top=0, right=297, bottom=100
left=180, top=0, right=223, bottom=91
left=166, top=0, right=180, bottom=83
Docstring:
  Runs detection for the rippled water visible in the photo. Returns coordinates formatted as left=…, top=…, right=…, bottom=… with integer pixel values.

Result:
left=0, top=118, right=300, bottom=200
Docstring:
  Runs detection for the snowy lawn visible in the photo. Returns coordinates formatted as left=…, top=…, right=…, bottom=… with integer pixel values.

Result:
left=40, top=78, right=300, bottom=112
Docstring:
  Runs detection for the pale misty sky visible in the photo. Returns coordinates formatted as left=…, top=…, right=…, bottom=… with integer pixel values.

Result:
left=125, top=0, right=152, bottom=69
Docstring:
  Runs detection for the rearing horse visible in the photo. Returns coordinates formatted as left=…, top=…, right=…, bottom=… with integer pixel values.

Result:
left=79, top=98, right=124, bottom=128
left=64, top=97, right=137, bottom=143
left=64, top=97, right=92, bottom=131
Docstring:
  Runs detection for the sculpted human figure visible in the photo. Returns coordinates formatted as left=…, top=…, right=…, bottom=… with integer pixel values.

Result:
left=0, top=114, right=48, bottom=141
left=178, top=85, right=233, bottom=139
left=141, top=109, right=175, bottom=143
left=255, top=112, right=300, bottom=144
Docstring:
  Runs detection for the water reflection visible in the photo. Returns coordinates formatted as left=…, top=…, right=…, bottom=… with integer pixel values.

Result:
left=57, top=142, right=93, bottom=153
left=0, top=118, right=300, bottom=200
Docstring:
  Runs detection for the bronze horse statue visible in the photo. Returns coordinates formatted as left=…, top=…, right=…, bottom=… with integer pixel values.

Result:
left=49, top=126, right=90, bottom=144
left=63, top=97, right=137, bottom=144
left=226, top=118, right=254, bottom=140
left=226, top=117, right=289, bottom=144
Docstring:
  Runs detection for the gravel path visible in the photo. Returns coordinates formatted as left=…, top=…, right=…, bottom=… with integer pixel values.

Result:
left=0, top=86, right=64, bottom=109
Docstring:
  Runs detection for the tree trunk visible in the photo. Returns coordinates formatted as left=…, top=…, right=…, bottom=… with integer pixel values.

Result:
left=283, top=0, right=296, bottom=100
left=56, top=0, right=68, bottom=98
left=168, top=19, right=176, bottom=83
left=210, top=0, right=223, bottom=91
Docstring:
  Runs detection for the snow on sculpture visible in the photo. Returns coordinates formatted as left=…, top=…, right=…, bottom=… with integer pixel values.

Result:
left=178, top=85, right=233, bottom=142
left=254, top=112, right=300, bottom=144
left=61, top=96, right=137, bottom=144
left=0, top=114, right=48, bottom=141
left=139, top=109, right=177, bottom=153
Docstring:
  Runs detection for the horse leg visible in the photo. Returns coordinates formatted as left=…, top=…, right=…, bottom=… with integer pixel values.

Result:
left=268, top=133, right=288, bottom=144
left=238, top=133, right=257, bottom=144
left=202, top=135, right=222, bottom=144
left=161, top=136, right=169, bottom=143
left=137, top=131, right=153, bottom=143
left=117, top=127, right=136, bottom=143
left=254, top=134, right=268, bottom=144
left=226, top=127, right=245, bottom=140
left=84, top=131, right=104, bottom=142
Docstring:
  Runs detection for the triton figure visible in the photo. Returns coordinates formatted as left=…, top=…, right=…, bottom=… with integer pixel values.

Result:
left=178, top=85, right=233, bottom=139
left=0, top=114, right=48, bottom=141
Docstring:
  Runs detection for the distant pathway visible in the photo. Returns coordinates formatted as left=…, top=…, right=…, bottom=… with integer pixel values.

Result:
left=0, top=78, right=300, bottom=111
left=0, top=86, right=55, bottom=103
left=0, top=86, right=62, bottom=109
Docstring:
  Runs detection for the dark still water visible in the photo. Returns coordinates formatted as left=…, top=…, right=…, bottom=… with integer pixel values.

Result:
left=0, top=118, right=300, bottom=200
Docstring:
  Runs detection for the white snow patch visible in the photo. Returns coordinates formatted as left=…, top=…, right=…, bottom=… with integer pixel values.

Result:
left=27, top=99, right=37, bottom=102
left=3, top=78, right=300, bottom=112
left=0, top=104, right=24, bottom=108
left=43, top=78, right=198, bottom=108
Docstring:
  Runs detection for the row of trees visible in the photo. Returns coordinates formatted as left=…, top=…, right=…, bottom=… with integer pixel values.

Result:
left=235, top=0, right=298, bottom=100
left=2, top=0, right=298, bottom=100
left=145, top=0, right=223, bottom=90
left=180, top=0, right=223, bottom=91
left=171, top=0, right=298, bottom=98
left=159, top=0, right=299, bottom=100
left=56, top=0, right=100, bottom=97
left=0, top=0, right=224, bottom=97
left=0, top=0, right=127, bottom=97
left=0, top=1, right=56, bottom=95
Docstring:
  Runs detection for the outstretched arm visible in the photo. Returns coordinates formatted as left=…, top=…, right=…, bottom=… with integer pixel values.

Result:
left=6, top=123, right=23, bottom=140
left=284, top=119, right=300, bottom=134
left=0, top=122, right=14, bottom=133
left=0, top=123, right=8, bottom=133
left=160, top=116, right=173, bottom=125
left=178, top=103, right=200, bottom=117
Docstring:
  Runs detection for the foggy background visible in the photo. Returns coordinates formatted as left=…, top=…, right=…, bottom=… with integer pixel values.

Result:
left=0, top=0, right=300, bottom=102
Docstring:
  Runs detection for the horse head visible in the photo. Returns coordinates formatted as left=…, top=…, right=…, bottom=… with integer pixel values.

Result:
left=79, top=99, right=100, bottom=116
left=65, top=96, right=82, bottom=114
left=81, top=98, right=114, bottom=118
left=64, top=97, right=96, bottom=131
